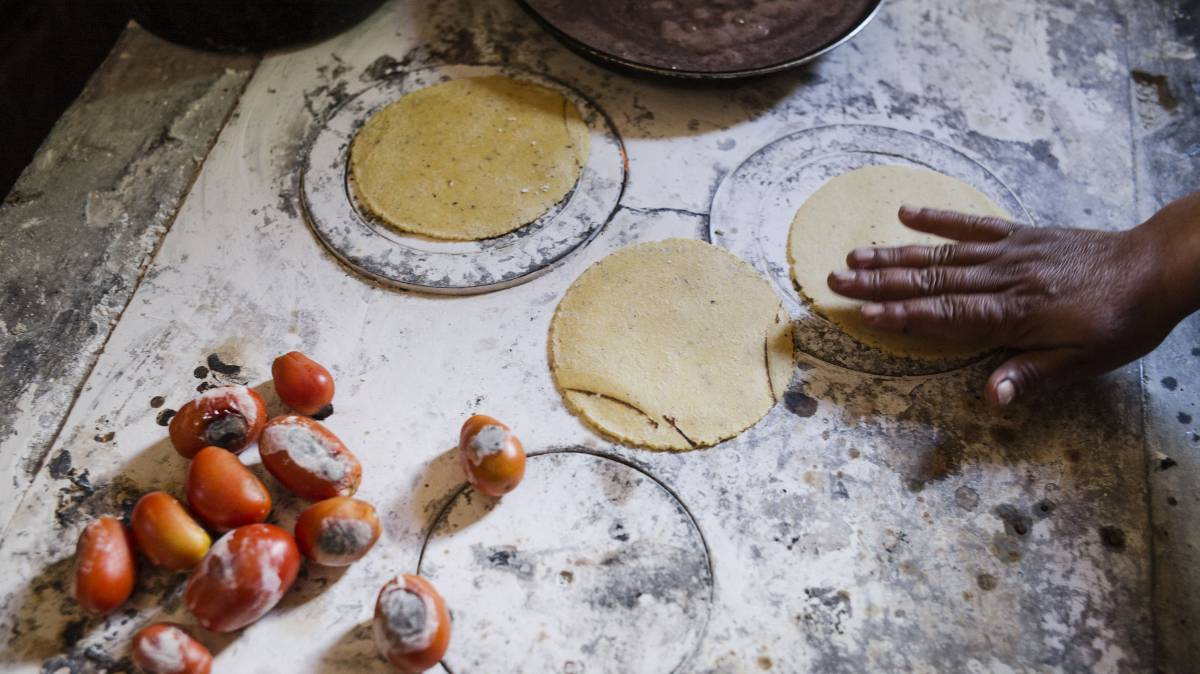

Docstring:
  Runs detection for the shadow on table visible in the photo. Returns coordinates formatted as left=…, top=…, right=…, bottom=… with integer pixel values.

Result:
left=317, top=618, right=390, bottom=674
left=362, top=0, right=821, bottom=142
left=404, top=445, right=500, bottom=552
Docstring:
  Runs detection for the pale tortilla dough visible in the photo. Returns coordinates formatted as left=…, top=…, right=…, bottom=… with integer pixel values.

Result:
left=550, top=239, right=794, bottom=451
left=349, top=77, right=590, bottom=241
left=787, top=165, right=1010, bottom=359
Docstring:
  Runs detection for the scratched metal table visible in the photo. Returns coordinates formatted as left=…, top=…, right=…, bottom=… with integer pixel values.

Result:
left=1, top=1, right=1198, bottom=672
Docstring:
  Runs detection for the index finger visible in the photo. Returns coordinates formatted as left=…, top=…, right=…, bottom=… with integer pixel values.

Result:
left=898, top=206, right=1024, bottom=242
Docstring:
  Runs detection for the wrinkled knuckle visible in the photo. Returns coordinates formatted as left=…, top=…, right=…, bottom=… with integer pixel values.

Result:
left=930, top=244, right=956, bottom=266
left=985, top=299, right=1010, bottom=326
left=911, top=269, right=936, bottom=295
left=947, top=296, right=996, bottom=329
left=904, top=244, right=926, bottom=260
left=928, top=267, right=951, bottom=295
left=964, top=296, right=997, bottom=325
left=961, top=214, right=986, bottom=230
left=936, top=296, right=961, bottom=322
left=965, top=267, right=989, bottom=291
left=862, top=271, right=883, bottom=292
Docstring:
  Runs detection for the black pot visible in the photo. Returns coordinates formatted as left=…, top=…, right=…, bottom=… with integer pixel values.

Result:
left=125, top=0, right=388, bottom=52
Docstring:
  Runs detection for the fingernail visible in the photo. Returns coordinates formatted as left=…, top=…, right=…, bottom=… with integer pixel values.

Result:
left=849, top=248, right=875, bottom=264
left=898, top=205, right=918, bottom=218
left=995, top=379, right=1015, bottom=406
left=830, top=270, right=856, bottom=284
left=861, top=303, right=885, bottom=318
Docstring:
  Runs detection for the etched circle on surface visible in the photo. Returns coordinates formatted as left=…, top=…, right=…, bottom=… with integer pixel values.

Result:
left=301, top=65, right=626, bottom=294
left=710, top=125, right=1029, bottom=376
left=418, top=450, right=712, bottom=674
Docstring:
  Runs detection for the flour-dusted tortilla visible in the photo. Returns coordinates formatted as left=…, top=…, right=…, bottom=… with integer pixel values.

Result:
left=349, top=77, right=590, bottom=241
left=550, top=239, right=793, bottom=451
left=787, top=165, right=1011, bottom=360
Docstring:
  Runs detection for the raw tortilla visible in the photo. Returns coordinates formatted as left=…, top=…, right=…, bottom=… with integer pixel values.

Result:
left=787, top=165, right=1010, bottom=359
left=349, top=77, right=590, bottom=241
left=549, top=239, right=793, bottom=451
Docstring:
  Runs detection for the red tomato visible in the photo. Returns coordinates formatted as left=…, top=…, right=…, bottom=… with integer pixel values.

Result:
left=294, top=497, right=381, bottom=567
left=187, top=446, right=271, bottom=531
left=457, top=415, right=526, bottom=498
left=185, top=524, right=300, bottom=632
left=169, top=385, right=267, bottom=458
left=374, top=575, right=451, bottom=673
left=272, top=351, right=335, bottom=416
left=131, top=492, right=211, bottom=571
left=131, top=623, right=212, bottom=674
left=258, top=415, right=362, bottom=501
left=73, top=517, right=136, bottom=615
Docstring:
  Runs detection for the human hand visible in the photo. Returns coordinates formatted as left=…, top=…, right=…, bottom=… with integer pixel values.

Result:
left=826, top=194, right=1200, bottom=405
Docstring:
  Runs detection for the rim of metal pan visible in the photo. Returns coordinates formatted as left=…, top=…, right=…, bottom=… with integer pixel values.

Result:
left=515, top=0, right=884, bottom=80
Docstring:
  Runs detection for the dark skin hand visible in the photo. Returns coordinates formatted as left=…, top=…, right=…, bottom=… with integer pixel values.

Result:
left=827, top=191, right=1200, bottom=406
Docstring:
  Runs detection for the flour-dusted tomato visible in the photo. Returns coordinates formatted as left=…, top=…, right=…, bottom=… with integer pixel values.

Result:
left=374, top=575, right=451, bottom=673
left=131, top=623, right=212, bottom=674
left=271, top=351, right=335, bottom=417
left=131, top=492, right=211, bottom=571
left=457, top=415, right=525, bottom=498
left=258, top=415, right=361, bottom=501
left=294, top=497, right=380, bottom=567
left=73, top=516, right=136, bottom=615
left=185, top=523, right=300, bottom=632
left=187, top=446, right=271, bottom=531
left=169, top=385, right=267, bottom=458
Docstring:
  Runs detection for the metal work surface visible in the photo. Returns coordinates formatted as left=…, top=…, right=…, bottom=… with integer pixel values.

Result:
left=0, top=0, right=1197, bottom=672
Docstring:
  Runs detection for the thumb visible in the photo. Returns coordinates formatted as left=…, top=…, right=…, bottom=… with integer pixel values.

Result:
left=986, top=348, right=1084, bottom=406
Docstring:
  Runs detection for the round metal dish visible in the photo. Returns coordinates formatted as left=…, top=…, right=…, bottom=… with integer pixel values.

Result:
left=516, top=0, right=883, bottom=80
left=300, top=64, right=627, bottom=294
left=710, top=124, right=1031, bottom=377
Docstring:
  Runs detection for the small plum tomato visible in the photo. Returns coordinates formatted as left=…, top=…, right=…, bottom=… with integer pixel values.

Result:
left=294, top=496, right=381, bottom=566
left=169, top=385, right=267, bottom=458
left=186, top=446, right=271, bottom=531
left=271, top=351, right=335, bottom=417
left=457, top=415, right=526, bottom=498
left=185, top=523, right=300, bottom=632
left=131, top=492, right=211, bottom=571
left=373, top=575, right=451, bottom=673
left=258, top=415, right=362, bottom=501
left=73, top=516, right=136, bottom=615
left=131, top=623, right=212, bottom=674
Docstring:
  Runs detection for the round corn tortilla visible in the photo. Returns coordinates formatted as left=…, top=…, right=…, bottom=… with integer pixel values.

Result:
left=550, top=239, right=793, bottom=451
left=349, top=77, right=590, bottom=241
left=787, top=165, right=1010, bottom=359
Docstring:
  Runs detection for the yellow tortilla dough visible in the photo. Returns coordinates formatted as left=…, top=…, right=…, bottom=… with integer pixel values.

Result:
left=788, top=165, right=1010, bottom=359
left=550, top=239, right=794, bottom=451
left=349, top=77, right=590, bottom=240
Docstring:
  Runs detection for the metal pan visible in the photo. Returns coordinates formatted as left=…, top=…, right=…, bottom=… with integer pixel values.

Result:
left=517, top=0, right=883, bottom=80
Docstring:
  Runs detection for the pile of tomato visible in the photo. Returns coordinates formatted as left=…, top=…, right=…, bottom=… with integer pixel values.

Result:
left=72, top=351, right=527, bottom=673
